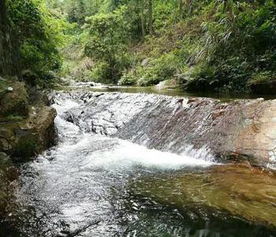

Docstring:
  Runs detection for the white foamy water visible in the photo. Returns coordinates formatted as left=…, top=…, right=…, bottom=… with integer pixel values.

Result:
left=16, top=96, right=216, bottom=236
left=14, top=94, right=275, bottom=237
left=76, top=135, right=214, bottom=170
left=49, top=96, right=215, bottom=171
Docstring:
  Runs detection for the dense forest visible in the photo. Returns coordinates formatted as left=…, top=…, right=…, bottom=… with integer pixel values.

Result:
left=1, top=0, right=276, bottom=93
left=1, top=1, right=276, bottom=235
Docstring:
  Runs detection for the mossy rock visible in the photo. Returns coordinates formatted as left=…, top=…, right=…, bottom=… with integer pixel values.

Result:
left=13, top=133, right=39, bottom=160
left=0, top=80, right=29, bottom=117
left=0, top=106, right=56, bottom=162
left=0, top=152, right=12, bottom=167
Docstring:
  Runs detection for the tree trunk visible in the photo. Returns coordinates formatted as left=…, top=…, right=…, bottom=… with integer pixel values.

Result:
left=0, top=0, right=20, bottom=77
left=148, top=0, right=153, bottom=35
left=140, top=0, right=145, bottom=39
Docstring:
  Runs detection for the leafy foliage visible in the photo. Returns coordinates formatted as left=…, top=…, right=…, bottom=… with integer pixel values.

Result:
left=84, top=6, right=131, bottom=83
left=7, top=0, right=275, bottom=93
left=6, top=0, right=68, bottom=87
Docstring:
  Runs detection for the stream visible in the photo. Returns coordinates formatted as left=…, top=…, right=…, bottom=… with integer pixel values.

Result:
left=3, top=89, right=276, bottom=237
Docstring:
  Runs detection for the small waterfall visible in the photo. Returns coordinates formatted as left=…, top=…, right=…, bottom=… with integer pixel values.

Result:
left=11, top=91, right=275, bottom=236
left=50, top=92, right=215, bottom=169
left=51, top=91, right=216, bottom=163
left=50, top=91, right=276, bottom=168
left=15, top=92, right=217, bottom=236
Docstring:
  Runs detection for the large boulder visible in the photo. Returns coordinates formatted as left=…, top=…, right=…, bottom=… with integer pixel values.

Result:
left=0, top=106, right=56, bottom=161
left=0, top=80, right=29, bottom=117
left=54, top=92, right=276, bottom=167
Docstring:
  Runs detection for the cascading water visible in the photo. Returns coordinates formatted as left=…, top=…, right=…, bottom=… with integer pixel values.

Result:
left=10, top=92, right=276, bottom=237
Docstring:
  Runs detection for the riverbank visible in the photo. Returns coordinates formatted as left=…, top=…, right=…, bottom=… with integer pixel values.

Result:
left=0, top=78, right=57, bottom=232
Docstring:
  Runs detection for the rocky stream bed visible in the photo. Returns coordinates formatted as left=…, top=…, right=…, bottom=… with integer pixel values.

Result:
left=0, top=88, right=276, bottom=237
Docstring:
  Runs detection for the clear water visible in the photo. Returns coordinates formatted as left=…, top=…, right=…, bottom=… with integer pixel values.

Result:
left=65, top=83, right=276, bottom=100
left=3, top=96, right=275, bottom=237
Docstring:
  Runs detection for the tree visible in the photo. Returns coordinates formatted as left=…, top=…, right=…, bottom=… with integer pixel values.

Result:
left=140, top=0, right=146, bottom=39
left=148, top=0, right=153, bottom=34
left=0, top=0, right=20, bottom=76
left=6, top=0, right=66, bottom=86
left=84, top=6, right=130, bottom=82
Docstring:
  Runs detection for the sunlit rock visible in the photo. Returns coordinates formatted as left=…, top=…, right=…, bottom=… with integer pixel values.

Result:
left=51, top=92, right=276, bottom=167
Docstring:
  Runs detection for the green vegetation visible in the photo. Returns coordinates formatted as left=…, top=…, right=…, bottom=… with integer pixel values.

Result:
left=51, top=0, right=275, bottom=93
left=1, top=0, right=276, bottom=93
left=1, top=0, right=68, bottom=87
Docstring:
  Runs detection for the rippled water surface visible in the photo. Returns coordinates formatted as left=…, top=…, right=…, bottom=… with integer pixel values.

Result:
left=7, top=95, right=276, bottom=237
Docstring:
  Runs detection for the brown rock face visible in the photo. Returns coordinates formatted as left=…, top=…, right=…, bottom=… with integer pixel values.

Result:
left=0, top=106, right=56, bottom=161
left=0, top=81, right=29, bottom=117
left=55, top=92, right=276, bottom=167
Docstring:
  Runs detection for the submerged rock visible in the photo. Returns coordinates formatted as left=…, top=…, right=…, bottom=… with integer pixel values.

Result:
left=52, top=92, right=276, bottom=167
left=130, top=164, right=276, bottom=228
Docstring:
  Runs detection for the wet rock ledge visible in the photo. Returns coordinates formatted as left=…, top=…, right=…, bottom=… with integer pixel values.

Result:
left=53, top=91, right=276, bottom=168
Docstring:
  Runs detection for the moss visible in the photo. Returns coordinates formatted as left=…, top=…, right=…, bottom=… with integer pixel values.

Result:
left=0, top=80, right=29, bottom=117
left=6, top=115, right=24, bottom=121
left=0, top=79, right=9, bottom=91
left=13, top=135, right=39, bottom=160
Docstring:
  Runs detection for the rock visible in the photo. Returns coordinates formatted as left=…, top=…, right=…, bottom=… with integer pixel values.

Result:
left=0, top=128, right=14, bottom=152
left=154, top=79, right=179, bottom=90
left=0, top=81, right=29, bottom=117
left=0, top=78, right=57, bottom=161
left=53, top=92, right=276, bottom=167
left=28, top=86, right=51, bottom=106
left=13, top=106, right=57, bottom=160
left=0, top=106, right=56, bottom=161
left=131, top=164, right=276, bottom=227
left=21, top=70, right=39, bottom=87
left=7, top=87, right=13, bottom=92
left=0, top=152, right=12, bottom=166
left=141, top=58, right=150, bottom=67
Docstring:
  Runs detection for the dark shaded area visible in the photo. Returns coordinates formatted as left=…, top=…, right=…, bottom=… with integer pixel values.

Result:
left=0, top=0, right=20, bottom=77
